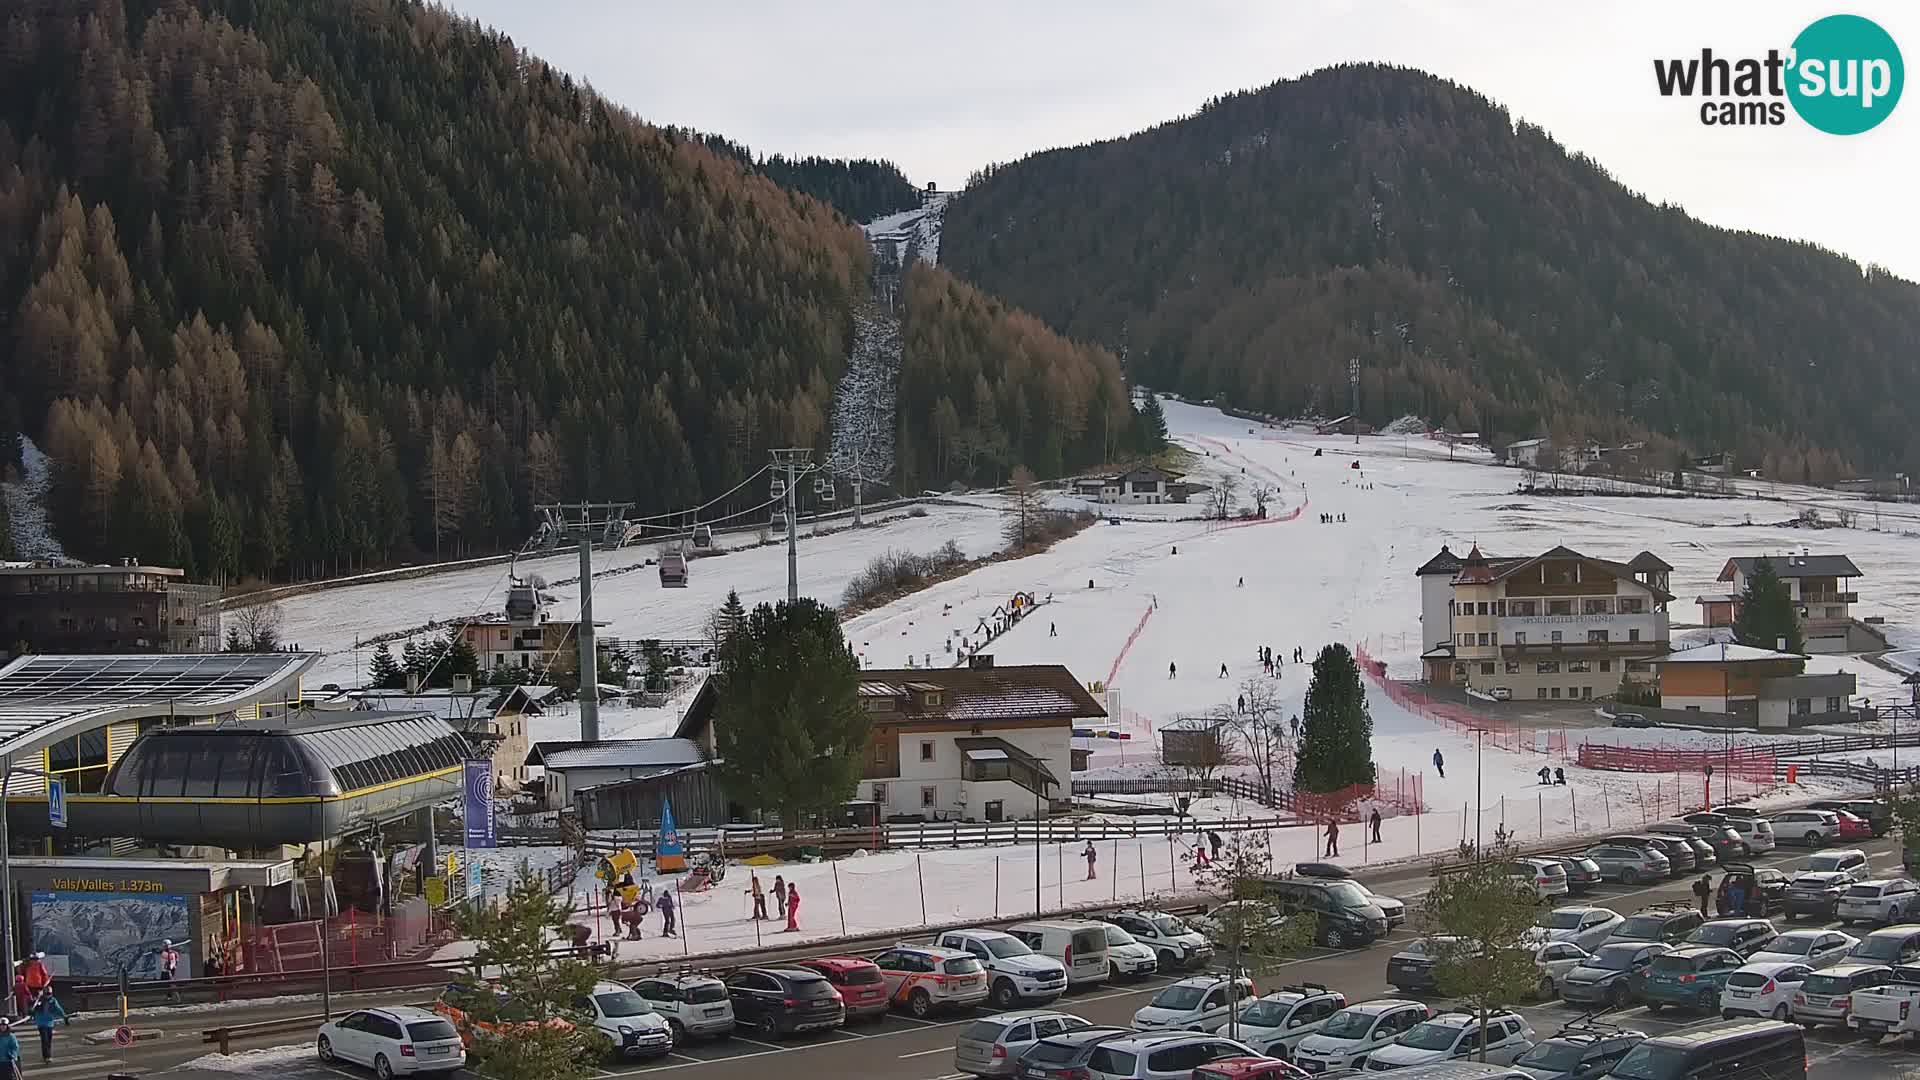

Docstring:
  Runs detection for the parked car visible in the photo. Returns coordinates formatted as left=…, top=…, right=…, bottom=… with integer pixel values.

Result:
left=1582, top=844, right=1669, bottom=885
left=1801, top=848, right=1871, bottom=881
left=953, top=1010, right=1093, bottom=1078
left=1190, top=901, right=1292, bottom=949
left=1013, top=1026, right=1135, bottom=1080
left=631, top=972, right=736, bottom=1040
left=1638, top=946, right=1746, bottom=1013
left=723, top=966, right=847, bottom=1036
left=1099, top=923, right=1161, bottom=981
left=1720, top=962, right=1813, bottom=1021
left=1650, top=822, right=1745, bottom=861
left=1724, top=817, right=1778, bottom=853
left=1545, top=856, right=1603, bottom=895
left=1807, top=799, right=1893, bottom=838
left=1791, top=963, right=1893, bottom=1029
left=1603, top=905, right=1705, bottom=947
left=1606, top=1019, right=1804, bottom=1080
left=1684, top=918, right=1779, bottom=958
left=1509, top=1025, right=1645, bottom=1080
left=1783, top=873, right=1852, bottom=920
left=1845, top=966, right=1920, bottom=1041
left=1064, top=1030, right=1260, bottom=1078
left=1004, top=920, right=1111, bottom=989
left=1602, top=835, right=1695, bottom=875
left=1209, top=984, right=1348, bottom=1060
left=318, top=1006, right=465, bottom=1077
left=1710, top=806, right=1766, bottom=821
left=1558, top=943, right=1670, bottom=1009
left=1611, top=712, right=1654, bottom=728
left=1361, top=1010, right=1536, bottom=1070
left=1715, top=864, right=1789, bottom=916
left=1747, top=929, right=1858, bottom=969
left=1255, top=876, right=1391, bottom=949
left=574, top=981, right=673, bottom=1060
left=1832, top=811, right=1874, bottom=842
left=1643, top=826, right=1720, bottom=867
left=871, top=945, right=991, bottom=1018
left=1507, top=858, right=1571, bottom=901
left=1131, top=973, right=1258, bottom=1032
left=1533, top=941, right=1592, bottom=998
left=1847, top=925, right=1920, bottom=968
left=1101, top=910, right=1214, bottom=972
left=1195, top=1058, right=1312, bottom=1080
left=791, top=956, right=891, bottom=1020
left=1291, top=999, right=1432, bottom=1074
left=1835, top=879, right=1920, bottom=927
left=1531, top=907, right=1623, bottom=952
left=1770, top=810, right=1842, bottom=847
left=937, top=928, right=1071, bottom=1008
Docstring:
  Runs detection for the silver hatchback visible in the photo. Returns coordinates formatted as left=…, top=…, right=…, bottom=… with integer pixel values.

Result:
left=955, top=1010, right=1093, bottom=1077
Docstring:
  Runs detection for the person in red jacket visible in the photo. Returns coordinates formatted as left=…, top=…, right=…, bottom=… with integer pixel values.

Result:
left=9, top=972, right=27, bottom=1018
left=784, top=883, right=801, bottom=932
left=19, top=956, right=49, bottom=999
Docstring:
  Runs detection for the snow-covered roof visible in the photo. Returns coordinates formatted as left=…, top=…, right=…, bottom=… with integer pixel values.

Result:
left=526, top=737, right=705, bottom=771
left=1720, top=555, right=1862, bottom=581
left=1657, top=642, right=1807, bottom=664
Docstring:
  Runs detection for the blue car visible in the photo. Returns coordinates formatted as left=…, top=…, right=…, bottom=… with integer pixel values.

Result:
left=1637, top=946, right=1744, bottom=1013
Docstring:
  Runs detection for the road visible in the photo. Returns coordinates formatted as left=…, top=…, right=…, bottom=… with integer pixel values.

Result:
left=146, top=833, right=1920, bottom=1080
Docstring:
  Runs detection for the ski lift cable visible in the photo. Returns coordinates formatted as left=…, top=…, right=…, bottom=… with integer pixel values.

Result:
left=619, top=464, right=778, bottom=525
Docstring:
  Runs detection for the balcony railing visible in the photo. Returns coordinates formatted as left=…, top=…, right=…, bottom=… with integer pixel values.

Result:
left=1501, top=640, right=1670, bottom=656
left=1799, top=591, right=1857, bottom=605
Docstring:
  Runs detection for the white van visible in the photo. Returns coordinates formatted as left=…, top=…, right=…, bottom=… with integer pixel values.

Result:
left=1006, top=919, right=1111, bottom=988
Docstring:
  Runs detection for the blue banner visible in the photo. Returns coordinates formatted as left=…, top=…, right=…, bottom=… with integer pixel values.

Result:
left=463, top=760, right=496, bottom=848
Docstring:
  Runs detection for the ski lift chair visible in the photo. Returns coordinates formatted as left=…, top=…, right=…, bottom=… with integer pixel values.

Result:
left=692, top=523, right=713, bottom=548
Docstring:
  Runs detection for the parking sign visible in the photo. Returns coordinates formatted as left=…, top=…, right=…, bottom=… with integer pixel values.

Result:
left=47, top=778, right=66, bottom=829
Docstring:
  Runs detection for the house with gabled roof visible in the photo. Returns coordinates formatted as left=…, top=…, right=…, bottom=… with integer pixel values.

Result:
left=1418, top=543, right=1673, bottom=701
left=1699, top=553, right=1880, bottom=653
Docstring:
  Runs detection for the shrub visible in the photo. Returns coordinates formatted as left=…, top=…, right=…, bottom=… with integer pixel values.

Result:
left=841, top=543, right=971, bottom=608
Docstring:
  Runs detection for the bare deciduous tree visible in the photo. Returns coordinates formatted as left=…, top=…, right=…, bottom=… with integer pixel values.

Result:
left=1248, top=482, right=1274, bottom=517
left=1224, top=677, right=1288, bottom=798
left=226, top=598, right=284, bottom=651
left=1208, top=474, right=1241, bottom=520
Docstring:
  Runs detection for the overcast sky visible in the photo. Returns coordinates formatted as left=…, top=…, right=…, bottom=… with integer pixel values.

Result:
left=446, top=0, right=1918, bottom=281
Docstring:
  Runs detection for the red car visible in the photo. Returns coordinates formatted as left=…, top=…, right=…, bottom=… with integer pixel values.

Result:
left=1834, top=810, right=1873, bottom=841
left=1194, top=1058, right=1310, bottom=1080
left=793, top=957, right=890, bottom=1019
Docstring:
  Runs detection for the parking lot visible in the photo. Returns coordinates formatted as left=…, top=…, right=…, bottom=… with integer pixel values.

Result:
left=164, top=834, right=1920, bottom=1080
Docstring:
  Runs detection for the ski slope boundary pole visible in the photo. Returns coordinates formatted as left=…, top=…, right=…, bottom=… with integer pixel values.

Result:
left=833, top=863, right=847, bottom=937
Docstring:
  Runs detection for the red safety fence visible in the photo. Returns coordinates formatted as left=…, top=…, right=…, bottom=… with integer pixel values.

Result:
left=1576, top=743, right=1778, bottom=780
left=1353, top=639, right=1571, bottom=759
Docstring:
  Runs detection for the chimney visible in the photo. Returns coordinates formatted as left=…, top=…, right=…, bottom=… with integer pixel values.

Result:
left=406, top=671, right=424, bottom=694
left=453, top=673, right=473, bottom=694
left=1776, top=637, right=1787, bottom=652
left=969, top=653, right=995, bottom=670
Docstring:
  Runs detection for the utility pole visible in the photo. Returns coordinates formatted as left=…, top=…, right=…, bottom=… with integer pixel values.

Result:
left=577, top=538, right=599, bottom=742
left=852, top=445, right=863, bottom=527
left=1348, top=358, right=1360, bottom=445
left=771, top=449, right=814, bottom=601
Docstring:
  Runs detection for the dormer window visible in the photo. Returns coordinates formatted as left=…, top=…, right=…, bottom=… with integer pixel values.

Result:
left=921, top=691, right=943, bottom=708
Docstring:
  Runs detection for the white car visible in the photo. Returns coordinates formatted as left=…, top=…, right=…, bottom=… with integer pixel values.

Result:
left=1532, top=907, right=1623, bottom=952
left=1132, top=973, right=1257, bottom=1031
left=872, top=945, right=992, bottom=1016
left=1533, top=941, right=1591, bottom=998
left=1103, top=910, right=1216, bottom=971
left=1720, top=961, right=1813, bottom=1021
left=1199, top=984, right=1347, bottom=1059
left=1725, top=817, right=1776, bottom=853
left=1101, top=923, right=1161, bottom=980
left=1292, top=999, right=1431, bottom=1073
left=1835, top=879, right=1920, bottom=927
left=1362, top=1011, right=1536, bottom=1070
left=1747, top=928, right=1858, bottom=969
left=1509, top=859, right=1570, bottom=901
left=576, top=981, right=673, bottom=1060
left=936, top=928, right=1071, bottom=1008
left=319, top=1006, right=466, bottom=1077
left=1772, top=810, right=1842, bottom=847
left=631, top=972, right=737, bottom=1040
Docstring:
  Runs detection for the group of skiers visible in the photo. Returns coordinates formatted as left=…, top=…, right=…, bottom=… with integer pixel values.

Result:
left=1318, top=512, right=1347, bottom=523
left=1321, top=808, right=1388, bottom=856
left=747, top=872, right=803, bottom=932
left=0, top=952, right=69, bottom=1072
left=606, top=873, right=677, bottom=939
left=1180, top=646, right=1308, bottom=684
left=1536, top=766, right=1568, bottom=785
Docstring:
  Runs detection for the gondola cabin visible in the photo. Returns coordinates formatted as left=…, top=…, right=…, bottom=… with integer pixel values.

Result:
left=691, top=524, right=713, bottom=549
left=658, top=551, right=688, bottom=588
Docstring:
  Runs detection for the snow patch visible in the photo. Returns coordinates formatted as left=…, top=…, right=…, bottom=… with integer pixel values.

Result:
left=1, top=435, right=64, bottom=560
left=172, top=1043, right=316, bottom=1072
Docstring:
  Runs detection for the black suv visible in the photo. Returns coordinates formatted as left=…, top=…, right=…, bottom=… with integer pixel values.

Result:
left=723, top=967, right=845, bottom=1038
left=1252, top=876, right=1389, bottom=949
left=1017, top=1026, right=1134, bottom=1079
left=1808, top=799, right=1892, bottom=837
left=1607, top=905, right=1705, bottom=946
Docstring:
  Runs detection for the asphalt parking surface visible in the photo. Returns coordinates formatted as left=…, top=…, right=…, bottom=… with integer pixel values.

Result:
left=164, top=834, right=1920, bottom=1080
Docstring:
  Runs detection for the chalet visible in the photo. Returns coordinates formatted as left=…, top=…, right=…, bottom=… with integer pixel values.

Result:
left=1418, top=544, right=1672, bottom=701
left=675, top=658, right=1104, bottom=822
left=1071, top=467, right=1185, bottom=505
left=1500, top=439, right=1548, bottom=468
left=525, top=737, right=709, bottom=812
left=1652, top=641, right=1858, bottom=728
left=1700, top=554, right=1877, bottom=653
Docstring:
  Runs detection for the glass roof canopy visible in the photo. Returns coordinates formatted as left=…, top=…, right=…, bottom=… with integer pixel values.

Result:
left=0, top=653, right=316, bottom=757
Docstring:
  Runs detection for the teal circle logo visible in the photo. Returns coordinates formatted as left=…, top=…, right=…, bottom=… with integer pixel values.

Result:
left=1787, top=14, right=1904, bottom=134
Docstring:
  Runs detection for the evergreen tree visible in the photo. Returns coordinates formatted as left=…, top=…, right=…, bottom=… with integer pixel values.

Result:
left=401, top=639, right=425, bottom=685
left=1138, top=393, right=1169, bottom=450
left=711, top=598, right=866, bottom=828
left=1293, top=643, right=1377, bottom=793
left=451, top=864, right=608, bottom=1080
left=643, top=640, right=670, bottom=692
left=224, top=626, right=245, bottom=652
left=1733, top=557, right=1806, bottom=655
left=436, top=628, right=480, bottom=688
left=707, top=589, right=747, bottom=650
left=366, top=642, right=403, bottom=690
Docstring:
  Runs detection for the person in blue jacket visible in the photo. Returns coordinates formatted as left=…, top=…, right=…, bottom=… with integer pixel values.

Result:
left=29, top=991, right=67, bottom=1063
left=0, top=1016, right=22, bottom=1078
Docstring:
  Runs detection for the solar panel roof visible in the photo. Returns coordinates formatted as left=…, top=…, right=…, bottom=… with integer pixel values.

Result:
left=0, top=652, right=317, bottom=754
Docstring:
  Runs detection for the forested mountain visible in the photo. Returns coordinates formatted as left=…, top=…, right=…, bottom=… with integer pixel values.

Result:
left=943, top=64, right=1920, bottom=480
left=689, top=135, right=922, bottom=224
left=0, top=0, right=1129, bottom=583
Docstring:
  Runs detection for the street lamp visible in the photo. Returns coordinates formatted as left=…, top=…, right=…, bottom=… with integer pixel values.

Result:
left=1470, top=728, right=1488, bottom=852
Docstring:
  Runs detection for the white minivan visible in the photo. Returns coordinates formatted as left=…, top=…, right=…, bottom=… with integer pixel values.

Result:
left=1006, top=919, right=1111, bottom=988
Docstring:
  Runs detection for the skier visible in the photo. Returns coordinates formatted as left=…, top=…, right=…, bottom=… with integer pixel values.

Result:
left=1237, top=577, right=1244, bottom=588
left=749, top=873, right=768, bottom=920
left=1172, top=546, right=1178, bottom=555
left=1692, top=874, right=1713, bottom=916
left=1289, top=714, right=1300, bottom=738
left=1554, top=767, right=1567, bottom=785
left=1219, top=663, right=1229, bottom=678
left=1050, top=622, right=1057, bottom=637
left=1168, top=661, right=1177, bottom=679
left=1369, top=807, right=1383, bottom=844
left=0, top=1019, right=19, bottom=1080
left=28, top=992, right=65, bottom=1065
left=1538, top=766, right=1552, bottom=785
left=8, top=971, right=24, bottom=1020
left=1432, top=749, right=1446, bottom=779
left=656, top=889, right=677, bottom=937
left=160, top=940, right=179, bottom=984
left=773, top=875, right=788, bottom=919
left=1237, top=694, right=1245, bottom=714
left=1083, top=841, right=1098, bottom=880
left=1323, top=819, right=1340, bottom=857
left=785, top=884, right=801, bottom=932
left=1208, top=830, right=1223, bottom=861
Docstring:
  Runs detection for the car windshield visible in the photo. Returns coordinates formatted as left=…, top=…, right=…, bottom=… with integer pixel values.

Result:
left=962, top=1020, right=1008, bottom=1042
left=1105, top=925, right=1137, bottom=946
left=1322, top=882, right=1370, bottom=908
left=1690, top=924, right=1750, bottom=945
left=794, top=977, right=841, bottom=998
left=1588, top=945, right=1646, bottom=971
left=1806, top=855, right=1849, bottom=871
left=1152, top=916, right=1191, bottom=936
left=1610, top=1042, right=1690, bottom=1080
left=1649, top=955, right=1697, bottom=973
left=594, top=990, right=652, bottom=1018
left=1543, top=911, right=1586, bottom=930
left=1320, top=1010, right=1375, bottom=1039
left=1725, top=972, right=1769, bottom=988
left=1762, top=933, right=1817, bottom=955
left=1241, top=1000, right=1289, bottom=1026
left=1516, top=1040, right=1587, bottom=1071
left=1803, top=972, right=1861, bottom=995
left=1614, top=916, right=1667, bottom=939
left=1398, top=940, right=1432, bottom=957
left=1151, top=985, right=1208, bottom=1010
left=684, top=983, right=728, bottom=1004
left=1853, top=936, right=1907, bottom=962
left=1398, top=1022, right=1463, bottom=1050
left=942, top=958, right=983, bottom=976
left=985, top=937, right=1032, bottom=958
left=1845, top=885, right=1881, bottom=898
